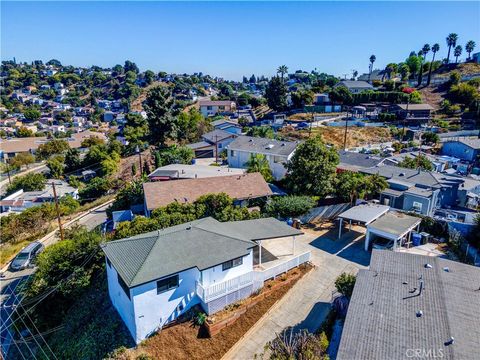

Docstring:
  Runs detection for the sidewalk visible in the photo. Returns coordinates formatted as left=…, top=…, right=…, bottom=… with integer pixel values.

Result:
left=222, top=247, right=360, bottom=360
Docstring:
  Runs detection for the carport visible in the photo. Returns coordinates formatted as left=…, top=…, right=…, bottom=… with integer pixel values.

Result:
left=337, top=204, right=390, bottom=239
left=365, top=212, right=421, bottom=251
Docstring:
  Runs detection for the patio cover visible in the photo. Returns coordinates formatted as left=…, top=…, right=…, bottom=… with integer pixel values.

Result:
left=366, top=212, right=421, bottom=250
left=337, top=204, right=390, bottom=239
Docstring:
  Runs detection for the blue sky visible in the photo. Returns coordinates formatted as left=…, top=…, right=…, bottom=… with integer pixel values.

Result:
left=2, top=1, right=479, bottom=80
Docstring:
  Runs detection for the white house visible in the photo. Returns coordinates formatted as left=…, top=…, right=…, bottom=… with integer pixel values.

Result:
left=226, top=136, right=298, bottom=180
left=102, top=217, right=307, bottom=343
left=199, top=100, right=236, bottom=117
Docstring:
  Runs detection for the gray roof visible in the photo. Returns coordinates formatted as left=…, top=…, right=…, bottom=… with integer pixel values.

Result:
left=368, top=212, right=421, bottom=238
left=335, top=80, right=374, bottom=89
left=102, top=217, right=302, bottom=287
left=395, top=103, right=434, bottom=111
left=338, top=151, right=385, bottom=170
left=148, top=164, right=245, bottom=179
left=337, top=204, right=390, bottom=225
left=447, top=138, right=480, bottom=150
left=227, top=135, right=298, bottom=156
left=338, top=250, right=480, bottom=360
left=201, top=129, right=236, bottom=143
left=361, top=165, right=441, bottom=188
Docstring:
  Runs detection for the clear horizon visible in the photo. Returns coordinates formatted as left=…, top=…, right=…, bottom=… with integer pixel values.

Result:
left=2, top=1, right=479, bottom=80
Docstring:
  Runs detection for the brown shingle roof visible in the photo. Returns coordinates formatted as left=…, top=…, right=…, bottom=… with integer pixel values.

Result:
left=143, top=172, right=272, bottom=211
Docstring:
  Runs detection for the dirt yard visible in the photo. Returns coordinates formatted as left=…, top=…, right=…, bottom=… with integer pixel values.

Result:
left=282, top=126, right=393, bottom=148
left=121, top=266, right=311, bottom=360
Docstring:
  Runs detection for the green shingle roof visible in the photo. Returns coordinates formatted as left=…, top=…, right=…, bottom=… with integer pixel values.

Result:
left=101, top=217, right=303, bottom=287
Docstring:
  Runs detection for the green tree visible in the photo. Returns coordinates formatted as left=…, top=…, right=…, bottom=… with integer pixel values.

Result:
left=265, top=196, right=315, bottom=218
left=36, top=139, right=69, bottom=160
left=363, top=173, right=388, bottom=199
left=335, top=272, right=356, bottom=299
left=246, top=126, right=275, bottom=139
left=399, top=63, right=410, bottom=81
left=154, top=145, right=194, bottom=167
left=23, top=108, right=41, bottom=122
left=5, top=172, right=46, bottom=195
left=177, top=108, right=211, bottom=143
left=449, top=82, right=479, bottom=107
left=79, top=177, right=111, bottom=201
left=16, top=126, right=34, bottom=137
left=144, top=86, right=179, bottom=146
left=9, top=152, right=35, bottom=169
left=46, top=155, right=65, bottom=178
left=427, top=43, right=440, bottom=85
left=265, top=76, right=288, bottom=111
left=123, top=113, right=149, bottom=152
left=285, top=136, right=339, bottom=197
left=465, top=40, right=476, bottom=60
left=244, top=153, right=273, bottom=182
left=368, top=55, right=376, bottom=82
left=276, top=65, right=289, bottom=81
left=329, top=86, right=353, bottom=106
left=454, top=45, right=463, bottom=63
left=446, top=33, right=458, bottom=64
left=405, top=54, right=421, bottom=79
left=64, top=148, right=82, bottom=172
left=335, top=171, right=365, bottom=204
left=109, top=179, right=145, bottom=215
left=421, top=132, right=440, bottom=145
left=398, top=155, right=433, bottom=171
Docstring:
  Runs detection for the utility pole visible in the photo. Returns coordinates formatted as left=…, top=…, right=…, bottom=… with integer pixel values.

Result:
left=215, top=135, right=219, bottom=164
left=6, top=163, right=11, bottom=185
left=51, top=182, right=64, bottom=242
left=343, top=115, right=349, bottom=150
left=136, top=145, right=143, bottom=176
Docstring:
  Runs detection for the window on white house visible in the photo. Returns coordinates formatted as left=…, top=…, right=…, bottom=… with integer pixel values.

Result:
left=412, top=201, right=422, bottom=212
left=117, top=274, right=130, bottom=300
left=230, top=150, right=236, bottom=157
left=222, top=256, right=243, bottom=271
left=157, top=274, right=179, bottom=294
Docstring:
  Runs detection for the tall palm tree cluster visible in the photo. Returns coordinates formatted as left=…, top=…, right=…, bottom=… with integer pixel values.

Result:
left=369, top=33, right=475, bottom=87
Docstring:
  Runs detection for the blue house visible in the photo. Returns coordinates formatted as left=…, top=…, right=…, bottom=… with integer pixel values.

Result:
left=441, top=138, right=480, bottom=162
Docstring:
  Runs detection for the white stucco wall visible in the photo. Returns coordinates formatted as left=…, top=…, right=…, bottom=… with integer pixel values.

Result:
left=106, top=260, right=137, bottom=341
left=131, top=267, right=200, bottom=343
left=227, top=149, right=290, bottom=180
left=200, top=250, right=253, bottom=287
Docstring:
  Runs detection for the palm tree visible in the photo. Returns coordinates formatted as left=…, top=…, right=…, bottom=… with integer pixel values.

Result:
left=454, top=45, right=463, bottom=63
left=418, top=44, right=430, bottom=86
left=368, top=55, right=376, bottom=82
left=244, top=153, right=273, bottom=182
left=465, top=40, right=476, bottom=60
left=277, top=65, right=288, bottom=81
left=427, top=43, right=440, bottom=85
left=446, top=33, right=458, bottom=64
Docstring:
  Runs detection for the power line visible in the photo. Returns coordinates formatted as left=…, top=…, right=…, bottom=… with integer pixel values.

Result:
left=4, top=327, right=27, bottom=360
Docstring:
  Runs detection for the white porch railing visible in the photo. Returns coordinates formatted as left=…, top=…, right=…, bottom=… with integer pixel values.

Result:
left=196, top=251, right=311, bottom=304
left=196, top=271, right=254, bottom=303
left=254, top=251, right=311, bottom=282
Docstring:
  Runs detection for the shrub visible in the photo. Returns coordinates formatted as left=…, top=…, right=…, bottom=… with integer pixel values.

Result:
left=334, top=272, right=356, bottom=299
left=265, top=196, right=315, bottom=218
left=265, top=328, right=329, bottom=360
left=5, top=172, right=46, bottom=195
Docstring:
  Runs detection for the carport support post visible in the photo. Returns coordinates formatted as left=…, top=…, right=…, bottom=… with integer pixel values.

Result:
left=365, top=230, right=370, bottom=251
left=349, top=219, right=352, bottom=231
left=338, top=218, right=343, bottom=239
left=292, top=236, right=296, bottom=255
left=258, top=240, right=262, bottom=267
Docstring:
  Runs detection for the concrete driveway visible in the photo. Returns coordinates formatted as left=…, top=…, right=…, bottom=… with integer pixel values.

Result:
left=223, top=225, right=371, bottom=360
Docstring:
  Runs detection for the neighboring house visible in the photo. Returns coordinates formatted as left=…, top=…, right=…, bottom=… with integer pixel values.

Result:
left=101, top=216, right=306, bottom=343
left=112, top=210, right=134, bottom=230
left=360, top=165, right=480, bottom=216
left=313, top=93, right=330, bottom=105
left=187, top=129, right=238, bottom=158
left=390, top=103, right=434, bottom=120
left=357, top=69, right=388, bottom=82
left=142, top=172, right=272, bottom=216
left=0, top=180, right=78, bottom=213
left=211, top=119, right=242, bottom=135
left=147, top=164, right=245, bottom=182
left=472, top=52, right=480, bottom=63
left=199, top=100, right=236, bottom=117
left=337, top=151, right=386, bottom=172
left=338, top=250, right=480, bottom=360
left=0, top=130, right=107, bottom=161
left=227, top=136, right=298, bottom=180
left=441, top=138, right=480, bottom=162
left=334, top=80, right=374, bottom=94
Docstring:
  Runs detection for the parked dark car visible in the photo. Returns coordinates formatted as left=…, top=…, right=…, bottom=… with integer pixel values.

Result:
left=10, top=242, right=44, bottom=271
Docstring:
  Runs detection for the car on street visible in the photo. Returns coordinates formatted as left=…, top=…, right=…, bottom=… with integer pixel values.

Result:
left=9, top=242, right=44, bottom=271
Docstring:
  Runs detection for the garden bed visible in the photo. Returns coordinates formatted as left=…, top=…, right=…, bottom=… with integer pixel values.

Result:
left=124, top=264, right=313, bottom=360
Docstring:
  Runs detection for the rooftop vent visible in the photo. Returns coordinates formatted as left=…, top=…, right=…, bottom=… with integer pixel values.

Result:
left=444, top=337, right=455, bottom=346
left=416, top=310, right=423, bottom=317
left=249, top=138, right=254, bottom=142
left=399, top=172, right=406, bottom=177
left=425, top=263, right=433, bottom=269
left=443, top=267, right=450, bottom=272
left=281, top=143, right=286, bottom=147
left=266, top=144, right=274, bottom=149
